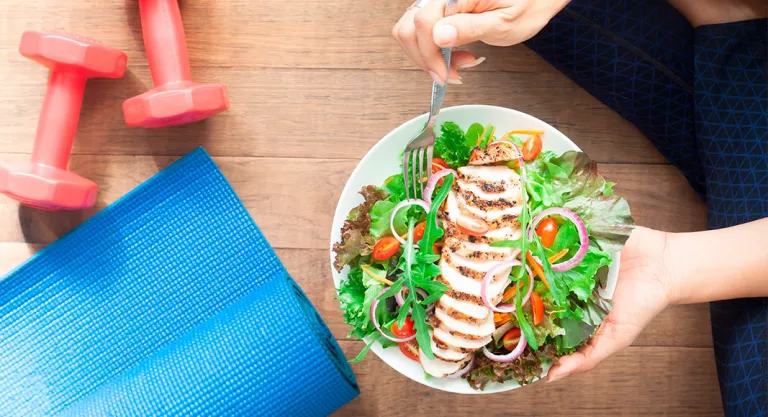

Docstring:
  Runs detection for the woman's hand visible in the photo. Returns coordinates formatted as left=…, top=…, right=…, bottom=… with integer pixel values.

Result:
left=546, top=227, right=675, bottom=382
left=392, top=0, right=570, bottom=84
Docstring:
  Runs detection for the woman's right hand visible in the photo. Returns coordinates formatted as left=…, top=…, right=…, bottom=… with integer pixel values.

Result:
left=392, top=0, right=570, bottom=84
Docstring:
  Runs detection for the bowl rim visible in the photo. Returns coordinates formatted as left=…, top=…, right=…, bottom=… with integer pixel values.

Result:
left=329, top=104, right=618, bottom=394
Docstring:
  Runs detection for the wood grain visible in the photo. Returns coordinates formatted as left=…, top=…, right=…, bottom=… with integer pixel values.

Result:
left=337, top=341, right=724, bottom=416
left=0, top=0, right=562, bottom=72
left=0, top=66, right=664, bottom=163
left=0, top=155, right=705, bottom=247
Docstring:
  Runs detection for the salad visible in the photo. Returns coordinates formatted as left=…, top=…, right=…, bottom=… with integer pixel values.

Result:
left=334, top=121, right=635, bottom=390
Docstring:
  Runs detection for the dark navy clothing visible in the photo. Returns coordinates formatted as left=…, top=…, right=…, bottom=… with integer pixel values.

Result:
left=525, top=3, right=767, bottom=416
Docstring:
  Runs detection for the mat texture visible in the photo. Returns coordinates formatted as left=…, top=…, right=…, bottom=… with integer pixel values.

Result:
left=0, top=148, right=358, bottom=416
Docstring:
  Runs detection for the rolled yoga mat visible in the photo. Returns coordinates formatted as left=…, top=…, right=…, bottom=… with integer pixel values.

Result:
left=0, top=148, right=358, bottom=416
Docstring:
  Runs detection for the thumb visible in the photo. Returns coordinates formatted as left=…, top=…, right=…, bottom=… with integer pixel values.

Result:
left=546, top=320, right=635, bottom=382
left=432, top=12, right=501, bottom=48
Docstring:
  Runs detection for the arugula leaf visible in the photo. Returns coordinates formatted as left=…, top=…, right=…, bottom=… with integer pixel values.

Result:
left=349, top=334, right=379, bottom=363
left=515, top=278, right=538, bottom=350
left=418, top=173, right=454, bottom=255
left=434, top=122, right=472, bottom=169
left=479, top=124, right=494, bottom=148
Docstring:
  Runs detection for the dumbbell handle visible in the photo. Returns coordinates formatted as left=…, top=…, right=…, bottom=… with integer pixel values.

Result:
left=32, top=71, right=86, bottom=169
left=139, top=0, right=192, bottom=87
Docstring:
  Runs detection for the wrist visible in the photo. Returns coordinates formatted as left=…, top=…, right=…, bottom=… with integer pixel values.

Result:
left=662, top=231, right=685, bottom=305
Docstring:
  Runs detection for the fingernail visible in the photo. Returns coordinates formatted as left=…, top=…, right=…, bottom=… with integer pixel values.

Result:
left=433, top=24, right=457, bottom=46
left=458, top=56, right=486, bottom=70
left=447, top=77, right=462, bottom=85
left=429, top=71, right=445, bottom=86
left=547, top=372, right=568, bottom=383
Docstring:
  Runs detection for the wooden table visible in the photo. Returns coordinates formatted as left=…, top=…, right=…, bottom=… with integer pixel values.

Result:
left=0, top=1, right=722, bottom=415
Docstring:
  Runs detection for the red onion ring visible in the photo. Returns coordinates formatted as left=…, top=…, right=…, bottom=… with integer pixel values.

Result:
left=480, top=259, right=533, bottom=313
left=390, top=199, right=430, bottom=245
left=528, top=207, right=588, bottom=272
left=424, top=168, right=457, bottom=206
left=395, top=287, right=434, bottom=315
left=482, top=332, right=527, bottom=362
left=445, top=356, right=475, bottom=379
left=371, top=287, right=416, bottom=343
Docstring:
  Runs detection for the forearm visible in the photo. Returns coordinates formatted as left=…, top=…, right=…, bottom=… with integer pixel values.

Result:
left=666, top=217, right=768, bottom=304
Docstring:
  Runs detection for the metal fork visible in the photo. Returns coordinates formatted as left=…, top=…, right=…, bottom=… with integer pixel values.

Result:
left=402, top=0, right=459, bottom=200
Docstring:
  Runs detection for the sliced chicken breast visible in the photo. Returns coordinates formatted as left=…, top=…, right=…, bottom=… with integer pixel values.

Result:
left=439, top=294, right=491, bottom=320
left=420, top=348, right=471, bottom=377
left=469, top=142, right=521, bottom=165
left=430, top=332, right=471, bottom=362
left=423, top=163, right=524, bottom=377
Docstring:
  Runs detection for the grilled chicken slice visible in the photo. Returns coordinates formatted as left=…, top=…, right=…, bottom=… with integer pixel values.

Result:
left=420, top=346, right=472, bottom=377
left=439, top=294, right=491, bottom=320
left=433, top=327, right=492, bottom=351
left=430, top=331, right=471, bottom=362
left=444, top=237, right=513, bottom=261
left=457, top=165, right=519, bottom=186
left=469, top=142, right=520, bottom=165
left=433, top=307, right=494, bottom=339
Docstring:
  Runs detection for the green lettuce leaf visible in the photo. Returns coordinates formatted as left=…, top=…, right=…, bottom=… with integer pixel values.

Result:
left=333, top=185, right=389, bottom=271
left=369, top=200, right=408, bottom=239
left=550, top=246, right=612, bottom=302
left=434, top=122, right=472, bottom=169
left=465, top=123, right=484, bottom=148
left=526, top=151, right=635, bottom=253
left=337, top=266, right=372, bottom=339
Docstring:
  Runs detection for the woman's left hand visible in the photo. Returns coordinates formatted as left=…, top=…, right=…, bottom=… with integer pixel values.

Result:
left=546, top=227, right=675, bottom=382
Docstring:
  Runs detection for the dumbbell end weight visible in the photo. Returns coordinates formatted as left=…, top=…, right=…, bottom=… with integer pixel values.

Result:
left=0, top=31, right=126, bottom=210
left=123, top=82, right=229, bottom=128
left=0, top=164, right=97, bottom=210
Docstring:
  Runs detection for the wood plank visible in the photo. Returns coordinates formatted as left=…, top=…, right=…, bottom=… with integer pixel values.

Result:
left=336, top=342, right=723, bottom=416
left=0, top=243, right=714, bottom=349
left=0, top=0, right=560, bottom=72
left=0, top=66, right=664, bottom=163
left=0, top=156, right=705, bottom=248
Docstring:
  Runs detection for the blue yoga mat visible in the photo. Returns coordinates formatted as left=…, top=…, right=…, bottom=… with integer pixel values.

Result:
left=0, top=148, right=358, bottom=416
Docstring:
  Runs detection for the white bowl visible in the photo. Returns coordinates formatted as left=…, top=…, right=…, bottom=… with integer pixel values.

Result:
left=330, top=104, right=619, bottom=394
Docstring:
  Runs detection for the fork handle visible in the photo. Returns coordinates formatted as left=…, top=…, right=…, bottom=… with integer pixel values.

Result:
left=427, top=0, right=460, bottom=125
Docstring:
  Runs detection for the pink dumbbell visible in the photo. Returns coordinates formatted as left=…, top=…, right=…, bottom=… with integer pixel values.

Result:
left=0, top=31, right=127, bottom=210
left=123, top=0, right=230, bottom=128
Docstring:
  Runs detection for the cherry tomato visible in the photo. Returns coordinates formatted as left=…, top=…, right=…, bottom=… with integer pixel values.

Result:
left=399, top=341, right=419, bottom=362
left=414, top=222, right=426, bottom=242
left=431, top=158, right=450, bottom=173
left=456, top=216, right=489, bottom=236
left=502, top=328, right=522, bottom=350
left=372, top=237, right=400, bottom=261
left=391, top=316, right=416, bottom=338
left=522, top=135, right=543, bottom=161
left=536, top=217, right=558, bottom=248
left=531, top=292, right=544, bottom=326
